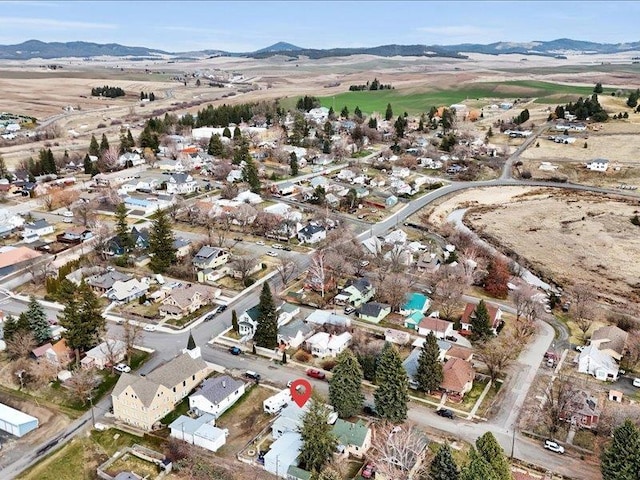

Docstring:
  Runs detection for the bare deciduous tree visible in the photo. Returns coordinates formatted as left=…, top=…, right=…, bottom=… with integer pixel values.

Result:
left=231, top=253, right=258, bottom=285
left=540, top=375, right=582, bottom=437
left=307, top=250, right=332, bottom=299
left=276, top=254, right=299, bottom=286
left=30, top=360, right=59, bottom=387
left=370, top=422, right=429, bottom=480
left=375, top=272, right=414, bottom=312
left=571, top=284, right=594, bottom=342
left=39, top=193, right=54, bottom=211
left=26, top=257, right=55, bottom=286
left=72, top=199, right=98, bottom=227
left=477, top=333, right=519, bottom=382
left=6, top=331, right=37, bottom=360
left=431, top=264, right=469, bottom=320
left=67, top=367, right=98, bottom=404
left=97, top=145, right=120, bottom=172
left=511, top=285, right=542, bottom=340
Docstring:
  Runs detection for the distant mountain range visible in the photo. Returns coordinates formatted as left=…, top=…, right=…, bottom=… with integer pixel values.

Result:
left=2, top=38, right=640, bottom=60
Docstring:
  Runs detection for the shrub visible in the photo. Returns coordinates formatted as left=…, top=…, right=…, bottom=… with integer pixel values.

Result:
left=631, top=215, right=640, bottom=226
left=521, top=170, right=532, bottom=179
left=96, top=123, right=106, bottom=129
left=293, top=350, right=312, bottom=363
left=243, top=277, right=256, bottom=287
left=321, top=358, right=337, bottom=371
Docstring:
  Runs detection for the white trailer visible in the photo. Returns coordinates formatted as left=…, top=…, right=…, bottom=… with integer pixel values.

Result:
left=263, top=389, right=293, bottom=414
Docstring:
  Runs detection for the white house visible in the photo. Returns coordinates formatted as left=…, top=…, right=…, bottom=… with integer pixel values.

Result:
left=80, top=339, right=126, bottom=369
left=22, top=219, right=54, bottom=240
left=118, top=152, right=144, bottom=167
left=166, top=173, right=198, bottom=195
left=106, top=278, right=149, bottom=303
left=577, top=345, right=620, bottom=381
left=189, top=375, right=245, bottom=418
left=305, top=310, right=351, bottom=327
left=264, top=431, right=302, bottom=478
left=158, top=158, right=186, bottom=172
left=305, top=332, right=352, bottom=358
left=277, top=319, right=314, bottom=349
left=169, top=413, right=228, bottom=453
left=417, top=317, right=454, bottom=339
left=586, top=158, right=609, bottom=172
left=297, top=223, right=326, bottom=244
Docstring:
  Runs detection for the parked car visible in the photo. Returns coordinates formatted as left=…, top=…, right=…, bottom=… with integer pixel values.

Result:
left=543, top=439, right=565, bottom=454
left=445, top=335, right=458, bottom=343
left=245, top=371, right=261, bottom=381
left=306, top=368, right=326, bottom=380
left=362, top=463, right=376, bottom=479
left=633, top=378, right=640, bottom=388
left=546, top=358, right=555, bottom=368
left=229, top=346, right=242, bottom=356
left=360, top=260, right=370, bottom=267
left=266, top=251, right=278, bottom=257
left=575, top=345, right=585, bottom=352
left=344, top=306, right=356, bottom=315
left=143, top=324, right=156, bottom=332
left=233, top=237, right=243, bottom=242
left=256, top=240, right=265, bottom=246
left=114, top=363, right=131, bottom=373
left=436, top=408, right=454, bottom=419
left=218, top=305, right=228, bottom=313
left=272, top=243, right=283, bottom=249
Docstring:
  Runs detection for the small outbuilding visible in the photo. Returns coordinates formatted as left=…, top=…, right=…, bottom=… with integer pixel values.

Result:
left=0, top=402, right=39, bottom=437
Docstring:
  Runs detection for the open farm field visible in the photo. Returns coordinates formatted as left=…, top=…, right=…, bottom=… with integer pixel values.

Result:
left=463, top=189, right=640, bottom=307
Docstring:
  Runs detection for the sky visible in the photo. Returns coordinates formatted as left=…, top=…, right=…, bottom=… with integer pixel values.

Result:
left=1, top=1, right=640, bottom=52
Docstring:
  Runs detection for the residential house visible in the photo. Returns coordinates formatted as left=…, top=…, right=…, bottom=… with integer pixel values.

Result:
left=31, top=339, right=73, bottom=367
left=112, top=342, right=209, bottom=430
left=384, top=229, right=408, bottom=245
left=445, top=344, right=474, bottom=362
left=264, top=432, right=302, bottom=478
left=404, top=311, right=425, bottom=331
left=189, top=375, right=245, bottom=418
left=166, top=173, right=198, bottom=195
left=277, top=182, right=296, bottom=196
left=56, top=227, right=93, bottom=244
left=460, top=302, right=503, bottom=333
left=412, top=338, right=452, bottom=362
left=310, top=176, right=328, bottom=189
left=305, top=332, right=352, bottom=358
left=403, top=347, right=425, bottom=389
left=277, top=319, right=315, bottom=349
left=399, top=292, right=431, bottom=316
left=305, top=310, right=351, bottom=328
left=384, top=328, right=411, bottom=346
left=157, top=158, right=186, bottom=172
left=173, top=238, right=191, bottom=259
left=357, top=302, right=391, bottom=324
left=589, top=325, right=628, bottom=360
left=385, top=195, right=398, bottom=208
left=107, top=278, right=149, bottom=303
left=361, top=236, right=382, bottom=256
left=123, top=196, right=170, bottom=216
left=169, top=413, right=227, bottom=453
left=118, top=152, right=144, bottom=167
left=81, top=339, right=126, bottom=370
left=333, top=419, right=372, bottom=458
left=577, top=345, right=619, bottom=381
left=130, top=227, right=150, bottom=250
left=197, top=267, right=227, bottom=285
left=86, top=270, right=133, bottom=294
left=234, top=190, right=262, bottom=205
left=160, top=284, right=217, bottom=318
left=586, top=158, right=609, bottom=172
left=337, top=169, right=356, bottom=181
left=238, top=305, right=260, bottom=337
left=297, top=223, right=326, bottom=244
left=192, top=246, right=229, bottom=270
left=22, top=219, right=54, bottom=241
left=333, top=278, right=375, bottom=307
left=561, top=391, right=600, bottom=429
left=277, top=303, right=300, bottom=326
left=0, top=208, right=25, bottom=237
left=417, top=317, right=454, bottom=339
left=441, top=357, right=475, bottom=397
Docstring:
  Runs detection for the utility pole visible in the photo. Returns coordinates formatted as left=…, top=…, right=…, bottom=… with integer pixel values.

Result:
left=88, top=395, right=96, bottom=429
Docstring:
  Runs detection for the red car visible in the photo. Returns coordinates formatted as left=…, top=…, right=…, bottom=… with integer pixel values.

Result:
left=306, top=368, right=326, bottom=380
left=362, top=462, right=376, bottom=479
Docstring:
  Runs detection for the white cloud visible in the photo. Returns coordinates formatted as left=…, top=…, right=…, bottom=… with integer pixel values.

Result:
left=0, top=17, right=117, bottom=30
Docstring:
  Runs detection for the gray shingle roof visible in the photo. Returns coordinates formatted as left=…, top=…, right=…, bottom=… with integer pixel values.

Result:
left=192, top=375, right=244, bottom=406
left=146, top=352, right=208, bottom=389
left=357, top=302, right=389, bottom=317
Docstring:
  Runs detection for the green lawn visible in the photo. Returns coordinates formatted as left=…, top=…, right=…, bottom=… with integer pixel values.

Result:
left=19, top=439, right=90, bottom=480
left=160, top=396, right=190, bottom=425
left=283, top=80, right=615, bottom=115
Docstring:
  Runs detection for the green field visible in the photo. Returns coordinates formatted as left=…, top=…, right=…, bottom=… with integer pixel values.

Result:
left=283, top=80, right=614, bottom=115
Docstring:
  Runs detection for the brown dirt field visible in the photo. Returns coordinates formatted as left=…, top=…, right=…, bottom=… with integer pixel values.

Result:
left=464, top=189, right=640, bottom=307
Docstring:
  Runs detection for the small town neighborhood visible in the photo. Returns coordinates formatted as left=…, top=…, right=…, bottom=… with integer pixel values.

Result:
left=0, top=8, right=640, bottom=480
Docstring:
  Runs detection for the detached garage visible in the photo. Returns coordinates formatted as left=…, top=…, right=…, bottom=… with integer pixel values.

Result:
left=0, top=402, right=39, bottom=437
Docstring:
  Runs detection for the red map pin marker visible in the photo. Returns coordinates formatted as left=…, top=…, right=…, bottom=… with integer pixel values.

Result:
left=289, top=379, right=312, bottom=408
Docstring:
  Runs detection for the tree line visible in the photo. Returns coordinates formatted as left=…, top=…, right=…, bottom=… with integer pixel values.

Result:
left=348, top=78, right=393, bottom=91
left=91, top=85, right=125, bottom=98
left=551, top=94, right=609, bottom=122
left=140, top=91, right=156, bottom=101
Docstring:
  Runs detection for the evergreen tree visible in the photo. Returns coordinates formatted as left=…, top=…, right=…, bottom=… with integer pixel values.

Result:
left=0, top=154, right=7, bottom=178
left=394, top=115, right=406, bottom=138
left=461, top=449, right=500, bottom=480
left=322, top=139, right=332, bottom=154
left=88, top=135, right=100, bottom=157
left=385, top=103, right=393, bottom=121
left=430, top=443, right=460, bottom=480
left=601, top=419, right=640, bottom=480
left=231, top=309, right=239, bottom=333
left=594, top=82, right=604, bottom=94
left=115, top=202, right=134, bottom=251
left=60, top=282, right=105, bottom=364
left=289, top=152, right=299, bottom=176
left=476, top=432, right=512, bottom=480
left=233, top=126, right=242, bottom=139
left=2, top=315, right=19, bottom=342
left=329, top=349, right=364, bottom=418
left=340, top=106, right=349, bottom=118
left=222, top=127, right=232, bottom=138
left=354, top=106, right=363, bottom=119
left=328, top=106, right=335, bottom=119
left=99, top=133, right=110, bottom=153
left=416, top=332, right=443, bottom=393
left=148, top=208, right=177, bottom=273
left=208, top=134, right=224, bottom=156
left=243, top=157, right=261, bottom=194
left=25, top=296, right=51, bottom=344
left=282, top=350, right=287, bottom=364
left=368, top=117, right=378, bottom=129
left=254, top=283, right=277, bottom=349
left=471, top=300, right=493, bottom=340
left=298, top=396, right=337, bottom=474
left=374, top=343, right=409, bottom=423
left=126, top=129, right=135, bottom=149
left=149, top=92, right=155, bottom=101
left=418, top=115, right=425, bottom=132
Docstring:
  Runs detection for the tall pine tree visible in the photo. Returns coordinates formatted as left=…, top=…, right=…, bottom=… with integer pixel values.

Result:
left=430, top=443, right=460, bottom=480
left=115, top=203, right=134, bottom=252
left=416, top=332, right=443, bottom=393
left=60, top=282, right=105, bottom=364
left=374, top=343, right=409, bottom=423
left=2, top=315, right=19, bottom=342
left=88, top=135, right=100, bottom=157
left=385, top=103, right=393, bottom=121
left=297, top=396, right=337, bottom=474
left=476, top=432, right=512, bottom=480
left=148, top=208, right=176, bottom=273
left=231, top=309, right=239, bottom=333
left=99, top=133, right=110, bottom=153
left=25, top=295, right=51, bottom=344
left=471, top=300, right=493, bottom=340
left=208, top=134, right=224, bottom=156
left=254, top=283, right=277, bottom=349
left=289, top=152, right=299, bottom=176
left=243, top=157, right=261, bottom=194
left=461, top=449, right=500, bottom=480
left=329, top=349, right=364, bottom=418
left=601, top=419, right=640, bottom=480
